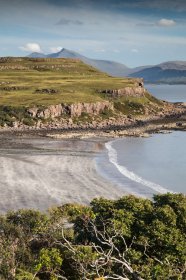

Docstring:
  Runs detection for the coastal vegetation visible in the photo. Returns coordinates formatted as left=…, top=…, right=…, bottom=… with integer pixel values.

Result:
left=0, top=193, right=185, bottom=280
left=0, top=57, right=165, bottom=128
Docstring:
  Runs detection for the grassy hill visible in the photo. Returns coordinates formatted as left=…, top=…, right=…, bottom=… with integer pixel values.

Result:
left=0, top=57, right=164, bottom=127
left=0, top=57, right=136, bottom=106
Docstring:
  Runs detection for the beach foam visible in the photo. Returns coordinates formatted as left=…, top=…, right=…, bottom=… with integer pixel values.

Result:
left=105, top=141, right=174, bottom=194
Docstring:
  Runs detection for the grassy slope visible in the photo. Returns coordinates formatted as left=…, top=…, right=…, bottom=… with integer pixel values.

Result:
left=0, top=57, right=164, bottom=126
left=0, top=57, right=136, bottom=106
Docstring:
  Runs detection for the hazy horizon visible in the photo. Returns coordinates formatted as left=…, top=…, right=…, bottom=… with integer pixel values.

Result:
left=2, top=47, right=186, bottom=69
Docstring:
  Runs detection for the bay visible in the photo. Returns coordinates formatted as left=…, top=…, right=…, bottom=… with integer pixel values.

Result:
left=96, top=85, right=186, bottom=196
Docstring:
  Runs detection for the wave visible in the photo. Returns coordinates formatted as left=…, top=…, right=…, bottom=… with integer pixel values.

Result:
left=105, top=141, right=174, bottom=194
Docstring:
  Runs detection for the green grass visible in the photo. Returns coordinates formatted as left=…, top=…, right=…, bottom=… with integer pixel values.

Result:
left=0, top=57, right=135, bottom=107
left=113, top=95, right=163, bottom=115
left=0, top=57, right=164, bottom=126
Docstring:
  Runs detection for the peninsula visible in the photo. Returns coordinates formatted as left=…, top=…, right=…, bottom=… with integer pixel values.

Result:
left=0, top=57, right=186, bottom=137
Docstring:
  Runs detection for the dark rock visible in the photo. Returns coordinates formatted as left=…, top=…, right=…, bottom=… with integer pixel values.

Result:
left=35, top=88, right=59, bottom=94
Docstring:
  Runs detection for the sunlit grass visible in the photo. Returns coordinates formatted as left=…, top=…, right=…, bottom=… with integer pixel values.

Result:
left=0, top=58, right=136, bottom=106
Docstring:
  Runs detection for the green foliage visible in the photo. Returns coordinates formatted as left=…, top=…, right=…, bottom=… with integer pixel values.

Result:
left=0, top=193, right=185, bottom=280
left=144, top=91, right=164, bottom=105
left=35, top=248, right=62, bottom=279
left=114, top=100, right=145, bottom=115
left=0, top=105, right=34, bottom=126
left=6, top=209, right=49, bottom=234
left=15, top=269, right=39, bottom=280
left=22, top=117, right=35, bottom=126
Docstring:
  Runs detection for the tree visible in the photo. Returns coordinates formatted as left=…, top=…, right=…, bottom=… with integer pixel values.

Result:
left=0, top=194, right=185, bottom=279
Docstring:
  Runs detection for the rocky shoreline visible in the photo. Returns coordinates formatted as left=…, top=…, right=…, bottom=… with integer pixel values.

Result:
left=0, top=103, right=186, bottom=212
left=45, top=116, right=186, bottom=139
left=1, top=102, right=186, bottom=139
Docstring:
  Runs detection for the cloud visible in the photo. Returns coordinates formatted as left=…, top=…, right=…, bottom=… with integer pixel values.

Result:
left=136, top=18, right=176, bottom=28
left=157, top=18, right=176, bottom=27
left=19, top=43, right=42, bottom=53
left=56, top=18, right=84, bottom=25
left=131, top=48, right=139, bottom=53
left=50, top=46, right=62, bottom=52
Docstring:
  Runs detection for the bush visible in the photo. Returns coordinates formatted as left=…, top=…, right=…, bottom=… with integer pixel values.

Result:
left=0, top=106, right=34, bottom=127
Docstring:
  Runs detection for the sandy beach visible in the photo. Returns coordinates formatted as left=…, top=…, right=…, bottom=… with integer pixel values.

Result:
left=1, top=111, right=186, bottom=214
left=0, top=134, right=126, bottom=213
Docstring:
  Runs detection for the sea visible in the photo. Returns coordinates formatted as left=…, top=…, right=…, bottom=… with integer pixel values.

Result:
left=96, top=85, right=186, bottom=197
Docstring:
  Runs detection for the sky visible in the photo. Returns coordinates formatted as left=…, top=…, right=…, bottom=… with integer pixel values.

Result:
left=0, top=0, right=186, bottom=67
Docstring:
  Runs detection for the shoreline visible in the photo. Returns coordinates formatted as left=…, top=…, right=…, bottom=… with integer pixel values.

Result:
left=0, top=136, right=127, bottom=213
left=46, top=118, right=186, bottom=139
left=0, top=108, right=186, bottom=213
left=1, top=109, right=186, bottom=139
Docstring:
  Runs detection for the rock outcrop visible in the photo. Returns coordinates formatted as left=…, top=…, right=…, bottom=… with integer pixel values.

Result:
left=27, top=101, right=113, bottom=119
left=100, top=79, right=145, bottom=98
left=0, top=86, right=26, bottom=91
left=101, top=86, right=146, bottom=98
left=35, top=88, right=59, bottom=94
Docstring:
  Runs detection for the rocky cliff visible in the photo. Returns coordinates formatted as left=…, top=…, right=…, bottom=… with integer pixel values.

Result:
left=27, top=101, right=113, bottom=119
left=27, top=82, right=146, bottom=119
left=101, top=86, right=146, bottom=98
left=100, top=79, right=145, bottom=98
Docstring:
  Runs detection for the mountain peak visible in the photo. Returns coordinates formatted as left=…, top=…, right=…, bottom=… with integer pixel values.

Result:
left=27, top=48, right=130, bottom=76
left=27, top=52, right=46, bottom=58
left=57, top=48, right=66, bottom=53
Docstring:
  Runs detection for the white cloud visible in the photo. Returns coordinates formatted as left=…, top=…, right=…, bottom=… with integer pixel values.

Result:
left=19, top=43, right=42, bottom=53
left=131, top=48, right=139, bottom=53
left=50, top=46, right=62, bottom=53
left=137, top=18, right=177, bottom=28
left=157, top=19, right=176, bottom=27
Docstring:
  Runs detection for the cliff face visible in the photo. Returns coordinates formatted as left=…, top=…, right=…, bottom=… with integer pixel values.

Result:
left=27, top=82, right=146, bottom=120
left=100, top=79, right=145, bottom=98
left=27, top=101, right=113, bottom=119
left=101, top=86, right=146, bottom=98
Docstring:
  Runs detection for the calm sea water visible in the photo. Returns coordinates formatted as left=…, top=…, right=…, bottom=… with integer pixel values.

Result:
left=96, top=85, right=186, bottom=196
left=146, top=84, right=186, bottom=102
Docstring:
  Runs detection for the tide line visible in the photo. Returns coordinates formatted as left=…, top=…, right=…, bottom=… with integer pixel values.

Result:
left=105, top=141, right=174, bottom=194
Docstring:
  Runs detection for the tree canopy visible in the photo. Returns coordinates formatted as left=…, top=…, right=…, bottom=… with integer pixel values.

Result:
left=0, top=193, right=185, bottom=280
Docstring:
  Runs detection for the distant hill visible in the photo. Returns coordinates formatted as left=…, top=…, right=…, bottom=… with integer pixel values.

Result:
left=28, top=52, right=47, bottom=58
left=28, top=49, right=186, bottom=83
left=129, top=61, right=186, bottom=84
left=28, top=48, right=130, bottom=77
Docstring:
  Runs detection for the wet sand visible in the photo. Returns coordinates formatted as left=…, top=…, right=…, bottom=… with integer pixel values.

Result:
left=0, top=134, right=125, bottom=213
